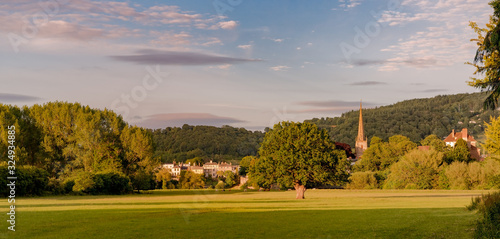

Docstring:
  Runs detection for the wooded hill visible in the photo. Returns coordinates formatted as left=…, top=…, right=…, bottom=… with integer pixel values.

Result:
left=150, top=125, right=264, bottom=163
left=306, top=93, right=500, bottom=147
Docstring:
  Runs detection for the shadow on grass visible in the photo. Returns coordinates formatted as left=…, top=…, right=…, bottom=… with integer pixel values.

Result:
left=32, top=189, right=285, bottom=201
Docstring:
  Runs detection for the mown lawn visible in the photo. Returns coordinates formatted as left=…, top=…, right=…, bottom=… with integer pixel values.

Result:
left=1, top=190, right=490, bottom=239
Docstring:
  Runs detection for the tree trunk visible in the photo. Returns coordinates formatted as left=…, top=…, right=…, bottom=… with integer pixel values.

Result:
left=294, top=184, right=306, bottom=199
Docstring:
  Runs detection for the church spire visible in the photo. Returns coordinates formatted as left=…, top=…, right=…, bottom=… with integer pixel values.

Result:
left=355, top=100, right=368, bottom=160
left=357, top=101, right=365, bottom=141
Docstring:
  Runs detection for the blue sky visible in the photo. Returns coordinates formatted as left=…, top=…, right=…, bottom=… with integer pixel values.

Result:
left=0, top=0, right=492, bottom=130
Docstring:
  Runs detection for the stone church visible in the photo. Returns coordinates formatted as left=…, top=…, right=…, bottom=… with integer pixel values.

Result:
left=355, top=101, right=368, bottom=160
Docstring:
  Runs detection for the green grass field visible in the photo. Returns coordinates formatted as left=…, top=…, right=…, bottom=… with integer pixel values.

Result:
left=0, top=189, right=492, bottom=239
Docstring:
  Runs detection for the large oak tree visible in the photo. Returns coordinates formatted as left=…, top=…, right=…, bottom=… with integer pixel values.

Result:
left=254, top=122, right=348, bottom=199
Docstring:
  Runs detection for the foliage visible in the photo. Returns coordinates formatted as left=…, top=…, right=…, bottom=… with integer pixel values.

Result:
left=238, top=156, right=254, bottom=176
left=179, top=171, right=205, bottom=189
left=247, top=157, right=275, bottom=190
left=90, top=172, right=131, bottom=195
left=253, top=122, right=349, bottom=199
left=445, top=138, right=474, bottom=164
left=151, top=124, right=264, bottom=163
left=383, top=149, right=444, bottom=189
left=445, top=159, right=500, bottom=190
left=0, top=165, right=49, bottom=196
left=355, top=135, right=417, bottom=172
left=445, top=162, right=471, bottom=190
left=467, top=191, right=500, bottom=238
left=155, top=168, right=172, bottom=189
left=215, top=181, right=225, bottom=189
left=0, top=102, right=157, bottom=195
left=420, top=134, right=447, bottom=152
left=347, top=171, right=379, bottom=189
left=130, top=170, right=155, bottom=192
left=185, top=157, right=204, bottom=166
left=483, top=116, right=500, bottom=159
left=468, top=1, right=500, bottom=109
left=72, top=171, right=94, bottom=192
left=306, top=93, right=499, bottom=147
left=223, top=171, right=237, bottom=188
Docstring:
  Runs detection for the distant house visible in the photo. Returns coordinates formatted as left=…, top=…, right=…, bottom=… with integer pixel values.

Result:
left=172, top=165, right=181, bottom=177
left=444, top=128, right=482, bottom=161
left=189, top=165, right=204, bottom=175
left=219, top=162, right=238, bottom=174
left=203, top=160, right=219, bottom=178
left=161, top=161, right=175, bottom=170
left=162, top=160, right=240, bottom=180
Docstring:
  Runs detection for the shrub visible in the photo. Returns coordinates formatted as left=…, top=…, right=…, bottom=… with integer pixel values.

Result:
left=90, top=172, right=131, bottom=195
left=383, top=149, right=443, bottom=189
left=0, top=165, right=49, bottom=196
left=130, top=170, right=155, bottom=192
left=348, top=171, right=379, bottom=189
left=445, top=161, right=471, bottom=189
left=467, top=192, right=500, bottom=238
left=72, top=171, right=95, bottom=192
left=215, top=181, right=225, bottom=189
left=179, top=171, right=205, bottom=189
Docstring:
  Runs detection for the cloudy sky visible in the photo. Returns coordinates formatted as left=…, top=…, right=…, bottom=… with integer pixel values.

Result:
left=0, top=0, right=492, bottom=130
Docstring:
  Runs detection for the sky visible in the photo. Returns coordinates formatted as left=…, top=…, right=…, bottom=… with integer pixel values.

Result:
left=0, top=0, right=493, bottom=131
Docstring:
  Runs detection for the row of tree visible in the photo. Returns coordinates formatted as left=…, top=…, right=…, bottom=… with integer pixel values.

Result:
left=349, top=117, right=500, bottom=190
left=0, top=102, right=157, bottom=196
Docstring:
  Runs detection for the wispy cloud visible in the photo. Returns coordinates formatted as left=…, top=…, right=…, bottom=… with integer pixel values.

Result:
left=269, top=65, right=290, bottom=71
left=138, top=113, right=245, bottom=129
left=420, top=89, right=448, bottom=93
left=0, top=1, right=238, bottom=49
left=292, top=99, right=378, bottom=114
left=110, top=49, right=261, bottom=65
left=237, top=44, right=252, bottom=50
left=0, top=93, right=41, bottom=103
left=374, top=0, right=491, bottom=71
left=218, top=20, right=238, bottom=30
left=347, top=57, right=438, bottom=71
left=348, top=81, right=387, bottom=86
left=338, top=0, right=363, bottom=10
left=298, top=100, right=375, bottom=108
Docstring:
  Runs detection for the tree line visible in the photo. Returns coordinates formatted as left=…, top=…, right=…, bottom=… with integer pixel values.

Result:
left=0, top=102, right=157, bottom=196
left=306, top=93, right=500, bottom=147
left=349, top=116, right=500, bottom=190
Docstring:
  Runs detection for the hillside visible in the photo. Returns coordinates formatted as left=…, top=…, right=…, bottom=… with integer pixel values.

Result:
left=306, top=93, right=500, bottom=147
left=151, top=125, right=265, bottom=163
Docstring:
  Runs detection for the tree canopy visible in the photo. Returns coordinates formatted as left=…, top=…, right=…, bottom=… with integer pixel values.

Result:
left=483, top=116, right=500, bottom=159
left=252, top=122, right=348, bottom=199
left=468, top=0, right=500, bottom=109
left=151, top=124, right=264, bottom=163
left=354, top=135, right=417, bottom=172
left=0, top=102, right=157, bottom=194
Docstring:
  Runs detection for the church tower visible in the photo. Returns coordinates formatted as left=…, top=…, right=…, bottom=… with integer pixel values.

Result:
left=355, top=101, right=368, bottom=160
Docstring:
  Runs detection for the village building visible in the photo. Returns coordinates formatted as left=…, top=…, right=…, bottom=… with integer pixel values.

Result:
left=203, top=160, right=219, bottom=178
left=161, top=161, right=175, bottom=170
left=189, top=165, right=204, bottom=175
left=219, top=162, right=238, bottom=174
left=171, top=165, right=181, bottom=177
left=444, top=128, right=482, bottom=161
left=355, top=101, right=368, bottom=160
left=161, top=160, right=240, bottom=179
